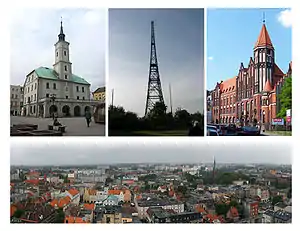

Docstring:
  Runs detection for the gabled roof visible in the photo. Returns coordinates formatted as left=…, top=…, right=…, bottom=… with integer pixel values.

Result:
left=32, top=67, right=90, bottom=85
left=274, top=63, right=285, bottom=76
left=68, top=188, right=79, bottom=197
left=263, top=79, right=273, bottom=92
left=254, top=24, right=274, bottom=49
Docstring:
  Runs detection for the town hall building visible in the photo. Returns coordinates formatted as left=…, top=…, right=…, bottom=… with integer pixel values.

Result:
left=22, top=21, right=97, bottom=118
left=210, top=21, right=292, bottom=126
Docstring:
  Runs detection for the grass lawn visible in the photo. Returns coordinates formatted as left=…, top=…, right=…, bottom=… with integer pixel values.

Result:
left=109, top=130, right=189, bottom=136
left=265, top=130, right=292, bottom=136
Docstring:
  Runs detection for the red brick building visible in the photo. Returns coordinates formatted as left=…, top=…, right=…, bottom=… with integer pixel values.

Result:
left=211, top=22, right=292, bottom=125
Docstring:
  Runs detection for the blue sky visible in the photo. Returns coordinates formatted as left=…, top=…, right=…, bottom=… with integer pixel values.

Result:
left=109, top=9, right=204, bottom=116
left=207, top=8, right=292, bottom=90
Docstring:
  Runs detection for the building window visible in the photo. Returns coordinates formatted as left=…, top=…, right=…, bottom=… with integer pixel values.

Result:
left=31, top=85, right=33, bottom=91
left=16, top=95, right=18, bottom=99
left=11, top=94, right=14, bottom=99
left=35, top=83, right=37, bottom=89
left=66, top=96, right=68, bottom=99
left=82, top=87, right=85, bottom=92
left=77, top=96, right=79, bottom=100
left=66, top=87, right=68, bottom=91
left=46, top=83, right=49, bottom=89
left=83, top=97, right=85, bottom=100
left=76, top=86, right=79, bottom=92
left=65, top=74, right=68, bottom=79
left=46, top=94, right=49, bottom=98
left=65, top=65, right=67, bottom=71
left=53, top=83, right=56, bottom=89
left=64, top=51, right=67, bottom=56
left=56, top=52, right=58, bottom=57
left=34, top=94, right=36, bottom=101
left=33, top=105, right=36, bottom=114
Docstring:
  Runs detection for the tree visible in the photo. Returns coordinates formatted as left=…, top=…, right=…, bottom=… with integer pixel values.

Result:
left=277, top=76, right=292, bottom=118
left=55, top=208, right=65, bottom=223
left=13, top=209, right=25, bottom=218
left=215, top=203, right=229, bottom=216
left=174, top=108, right=191, bottom=128
left=147, top=102, right=168, bottom=129
left=287, top=188, right=292, bottom=199
left=272, top=195, right=283, bottom=205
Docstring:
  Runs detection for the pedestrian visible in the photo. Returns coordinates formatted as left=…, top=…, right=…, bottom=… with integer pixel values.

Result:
left=85, top=109, right=92, bottom=127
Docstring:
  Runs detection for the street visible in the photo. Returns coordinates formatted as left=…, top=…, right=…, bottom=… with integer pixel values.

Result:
left=11, top=116, right=105, bottom=136
left=223, top=131, right=268, bottom=136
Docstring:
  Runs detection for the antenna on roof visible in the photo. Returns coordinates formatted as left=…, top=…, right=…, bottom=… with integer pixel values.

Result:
left=262, top=12, right=266, bottom=24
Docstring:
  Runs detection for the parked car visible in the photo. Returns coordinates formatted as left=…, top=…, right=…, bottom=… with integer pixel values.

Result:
left=208, top=124, right=223, bottom=135
left=237, top=126, right=260, bottom=136
left=207, top=126, right=220, bottom=136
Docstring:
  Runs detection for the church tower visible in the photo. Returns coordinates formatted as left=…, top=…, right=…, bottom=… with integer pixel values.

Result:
left=53, top=19, right=73, bottom=80
left=253, top=17, right=274, bottom=94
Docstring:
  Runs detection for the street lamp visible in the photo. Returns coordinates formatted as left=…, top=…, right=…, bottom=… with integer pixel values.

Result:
left=50, top=94, right=56, bottom=120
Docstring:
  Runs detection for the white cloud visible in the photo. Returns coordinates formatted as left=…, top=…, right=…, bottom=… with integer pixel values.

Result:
left=208, top=56, right=214, bottom=61
left=278, top=9, right=292, bottom=28
left=10, top=9, right=106, bottom=91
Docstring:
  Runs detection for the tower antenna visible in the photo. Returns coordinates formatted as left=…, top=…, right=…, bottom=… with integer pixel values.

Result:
left=169, top=83, right=173, bottom=115
left=263, top=12, right=265, bottom=24
left=145, top=21, right=165, bottom=117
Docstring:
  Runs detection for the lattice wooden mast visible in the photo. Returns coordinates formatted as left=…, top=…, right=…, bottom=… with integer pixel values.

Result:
left=145, top=21, right=165, bottom=117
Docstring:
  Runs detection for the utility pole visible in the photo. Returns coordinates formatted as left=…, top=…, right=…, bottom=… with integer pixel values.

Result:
left=111, top=89, right=114, bottom=107
left=169, top=83, right=173, bottom=115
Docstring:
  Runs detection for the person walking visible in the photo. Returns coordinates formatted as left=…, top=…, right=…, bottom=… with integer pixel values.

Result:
left=85, top=109, right=92, bottom=127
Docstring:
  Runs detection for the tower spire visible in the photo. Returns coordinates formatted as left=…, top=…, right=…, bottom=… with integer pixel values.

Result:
left=263, top=12, right=265, bottom=24
left=58, top=17, right=65, bottom=42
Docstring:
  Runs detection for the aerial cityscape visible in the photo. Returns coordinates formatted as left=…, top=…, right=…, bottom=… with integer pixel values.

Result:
left=206, top=9, right=292, bottom=136
left=10, top=9, right=106, bottom=136
left=108, top=9, right=205, bottom=136
left=10, top=142, right=292, bottom=223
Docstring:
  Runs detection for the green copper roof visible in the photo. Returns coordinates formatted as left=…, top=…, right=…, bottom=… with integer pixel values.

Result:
left=34, top=67, right=90, bottom=85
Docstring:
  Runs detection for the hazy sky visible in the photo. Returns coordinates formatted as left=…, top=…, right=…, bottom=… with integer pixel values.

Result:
left=11, top=140, right=292, bottom=166
left=109, top=9, right=204, bottom=116
left=10, top=8, right=106, bottom=92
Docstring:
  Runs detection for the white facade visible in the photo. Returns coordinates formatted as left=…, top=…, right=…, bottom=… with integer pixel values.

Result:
left=10, top=85, right=24, bottom=116
left=22, top=22, right=99, bottom=118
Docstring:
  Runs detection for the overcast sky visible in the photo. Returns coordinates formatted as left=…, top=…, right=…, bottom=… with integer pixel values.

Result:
left=10, top=140, right=292, bottom=166
left=10, top=8, right=106, bottom=92
left=109, top=9, right=204, bottom=117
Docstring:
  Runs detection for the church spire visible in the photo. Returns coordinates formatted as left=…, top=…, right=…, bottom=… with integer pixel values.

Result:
left=58, top=17, right=65, bottom=42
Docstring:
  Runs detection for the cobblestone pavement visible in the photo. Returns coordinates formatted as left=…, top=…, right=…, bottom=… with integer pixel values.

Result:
left=11, top=116, right=105, bottom=136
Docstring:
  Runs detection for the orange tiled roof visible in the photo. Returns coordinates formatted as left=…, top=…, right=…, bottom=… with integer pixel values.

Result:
left=263, top=79, right=273, bottom=92
left=254, top=24, right=273, bottom=49
left=229, top=207, right=239, bottom=217
left=83, top=203, right=95, bottom=211
left=220, top=76, right=236, bottom=93
left=10, top=205, right=17, bottom=217
left=68, top=188, right=79, bottom=196
left=65, top=216, right=89, bottom=223
left=108, top=189, right=121, bottom=195
left=50, top=196, right=71, bottom=208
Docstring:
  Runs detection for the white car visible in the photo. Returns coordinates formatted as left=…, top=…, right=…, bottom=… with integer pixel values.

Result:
left=207, top=126, right=219, bottom=136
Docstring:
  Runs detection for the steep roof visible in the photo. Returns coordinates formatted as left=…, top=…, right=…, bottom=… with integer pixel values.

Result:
left=254, top=24, right=274, bottom=49
left=219, top=76, right=236, bottom=93
left=33, top=67, right=90, bottom=85
left=263, top=79, right=273, bottom=92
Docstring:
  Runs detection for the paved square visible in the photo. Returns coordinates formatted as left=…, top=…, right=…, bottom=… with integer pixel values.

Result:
left=11, top=116, right=105, bottom=136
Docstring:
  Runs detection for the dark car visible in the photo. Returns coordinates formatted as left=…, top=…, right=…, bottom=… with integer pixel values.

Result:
left=237, top=126, right=260, bottom=136
left=227, top=124, right=236, bottom=132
